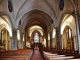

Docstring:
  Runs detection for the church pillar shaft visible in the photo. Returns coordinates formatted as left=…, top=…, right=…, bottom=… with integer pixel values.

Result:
left=21, top=33, right=24, bottom=48
left=75, top=11, right=80, bottom=53
left=72, top=0, right=80, bottom=54
left=18, top=33, right=23, bottom=49
left=23, top=33, right=26, bottom=48
left=0, top=30, right=1, bottom=43
left=46, top=33, right=48, bottom=48
left=50, top=31, right=52, bottom=48
left=0, top=30, right=2, bottom=45
left=56, top=27, right=60, bottom=49
left=73, top=36, right=78, bottom=51
left=60, top=35, right=63, bottom=49
left=10, top=30, right=18, bottom=50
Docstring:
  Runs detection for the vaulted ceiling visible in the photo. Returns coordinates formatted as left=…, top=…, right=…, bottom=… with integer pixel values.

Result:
left=0, top=0, right=75, bottom=33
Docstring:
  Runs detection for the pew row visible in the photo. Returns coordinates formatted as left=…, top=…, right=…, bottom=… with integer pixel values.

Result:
left=68, top=59, right=80, bottom=60
left=0, top=48, right=33, bottom=60
left=43, top=51, right=74, bottom=60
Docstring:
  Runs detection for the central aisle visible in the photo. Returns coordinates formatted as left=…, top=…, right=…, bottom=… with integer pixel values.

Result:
left=31, top=49, right=44, bottom=60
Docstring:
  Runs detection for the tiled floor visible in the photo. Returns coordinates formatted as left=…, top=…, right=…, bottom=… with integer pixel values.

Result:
left=31, top=49, right=44, bottom=60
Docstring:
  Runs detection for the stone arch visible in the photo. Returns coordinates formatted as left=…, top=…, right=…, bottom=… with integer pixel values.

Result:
left=60, top=13, right=76, bottom=36
left=16, top=7, right=55, bottom=29
left=60, top=13, right=78, bottom=51
left=61, top=21, right=76, bottom=36
left=0, top=15, right=12, bottom=37
left=18, top=9, right=53, bottom=34
left=28, top=25, right=44, bottom=37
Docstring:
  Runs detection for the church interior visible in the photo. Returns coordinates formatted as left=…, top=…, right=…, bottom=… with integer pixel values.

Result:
left=0, top=0, right=80, bottom=60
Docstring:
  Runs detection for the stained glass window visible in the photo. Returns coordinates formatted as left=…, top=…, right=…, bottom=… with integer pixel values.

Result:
left=34, top=33, right=39, bottom=43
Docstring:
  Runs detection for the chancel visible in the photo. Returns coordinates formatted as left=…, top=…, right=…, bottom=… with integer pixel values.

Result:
left=0, top=0, right=80, bottom=60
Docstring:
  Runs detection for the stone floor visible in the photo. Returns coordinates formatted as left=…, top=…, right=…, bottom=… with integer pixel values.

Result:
left=31, top=49, right=44, bottom=60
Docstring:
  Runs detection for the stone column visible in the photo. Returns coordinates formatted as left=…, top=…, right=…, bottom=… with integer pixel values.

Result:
left=71, top=0, right=80, bottom=53
left=6, top=31, right=8, bottom=50
left=18, top=32, right=23, bottom=49
left=23, top=32, right=26, bottom=48
left=50, top=31, right=52, bottom=48
left=20, top=33, right=24, bottom=49
left=0, top=30, right=1, bottom=43
left=60, top=35, right=63, bottom=49
left=0, top=31, right=2, bottom=45
left=1, top=31, right=3, bottom=44
left=73, top=36, right=78, bottom=51
left=52, top=38, right=54, bottom=48
left=10, top=30, right=18, bottom=50
left=0, top=30, right=2, bottom=46
left=46, top=32, right=48, bottom=48
left=55, top=27, right=60, bottom=49
left=74, top=7, right=80, bottom=54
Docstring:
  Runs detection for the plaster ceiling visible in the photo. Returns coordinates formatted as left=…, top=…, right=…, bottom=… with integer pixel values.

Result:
left=0, top=0, right=74, bottom=33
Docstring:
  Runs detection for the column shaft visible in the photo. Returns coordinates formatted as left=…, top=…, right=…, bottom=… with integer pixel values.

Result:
left=56, top=27, right=60, bottom=49
left=10, top=30, right=18, bottom=50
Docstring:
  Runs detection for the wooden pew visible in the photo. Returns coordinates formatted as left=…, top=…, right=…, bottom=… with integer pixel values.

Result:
left=49, top=48, right=80, bottom=58
left=49, top=56, right=74, bottom=60
left=0, top=48, right=33, bottom=60
left=68, top=58, right=80, bottom=60
left=40, top=48, right=80, bottom=60
left=43, top=51, right=74, bottom=60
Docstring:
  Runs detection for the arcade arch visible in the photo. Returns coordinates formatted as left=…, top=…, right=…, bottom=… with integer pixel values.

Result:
left=0, top=15, right=12, bottom=50
left=61, top=14, right=78, bottom=51
left=25, top=25, right=46, bottom=48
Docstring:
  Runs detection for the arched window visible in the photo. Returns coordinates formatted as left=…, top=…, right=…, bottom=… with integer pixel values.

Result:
left=34, top=33, right=39, bottom=43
